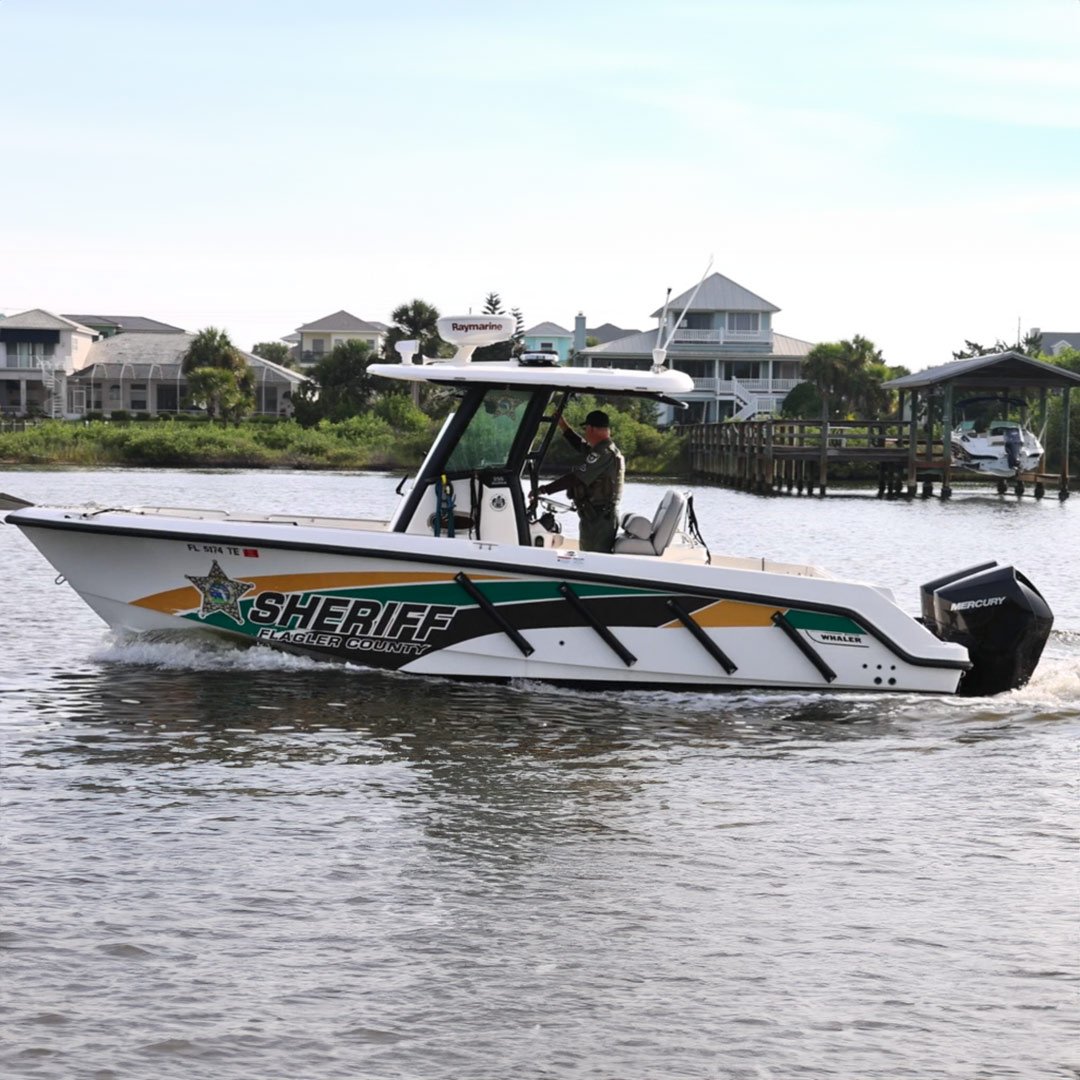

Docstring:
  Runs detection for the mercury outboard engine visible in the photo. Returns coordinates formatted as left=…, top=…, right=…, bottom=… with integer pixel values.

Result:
left=921, top=562, right=1053, bottom=696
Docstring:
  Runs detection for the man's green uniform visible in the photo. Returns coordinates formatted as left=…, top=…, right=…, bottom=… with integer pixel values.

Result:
left=542, top=427, right=625, bottom=553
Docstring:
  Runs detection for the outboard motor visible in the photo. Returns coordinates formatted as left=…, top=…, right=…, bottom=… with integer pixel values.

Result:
left=921, top=563, right=1053, bottom=696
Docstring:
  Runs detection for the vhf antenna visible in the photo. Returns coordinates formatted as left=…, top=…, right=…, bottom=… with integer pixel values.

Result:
left=652, top=255, right=714, bottom=372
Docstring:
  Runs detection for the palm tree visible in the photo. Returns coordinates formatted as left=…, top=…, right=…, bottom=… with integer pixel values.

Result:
left=802, top=342, right=848, bottom=421
left=802, top=335, right=890, bottom=420
left=182, top=327, right=254, bottom=422
left=181, top=327, right=244, bottom=374
left=382, top=299, right=446, bottom=362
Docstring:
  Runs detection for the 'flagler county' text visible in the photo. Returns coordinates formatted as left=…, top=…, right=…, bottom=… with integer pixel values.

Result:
left=249, top=592, right=457, bottom=656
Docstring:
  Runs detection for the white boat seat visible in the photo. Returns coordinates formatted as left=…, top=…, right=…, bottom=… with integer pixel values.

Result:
left=614, top=489, right=688, bottom=556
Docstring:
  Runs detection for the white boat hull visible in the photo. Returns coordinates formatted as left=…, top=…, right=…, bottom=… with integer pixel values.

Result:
left=9, top=506, right=969, bottom=694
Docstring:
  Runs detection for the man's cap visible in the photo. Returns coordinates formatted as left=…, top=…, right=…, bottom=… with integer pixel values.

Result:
left=584, top=409, right=610, bottom=428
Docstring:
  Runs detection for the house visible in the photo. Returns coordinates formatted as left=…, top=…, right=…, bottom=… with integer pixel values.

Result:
left=62, top=314, right=186, bottom=338
left=522, top=316, right=644, bottom=362
left=573, top=273, right=814, bottom=423
left=0, top=310, right=99, bottom=417
left=291, top=310, right=387, bottom=368
left=523, top=321, right=574, bottom=362
left=587, top=322, right=641, bottom=345
left=70, top=331, right=303, bottom=417
left=1032, top=329, right=1080, bottom=357
left=0, top=307, right=302, bottom=418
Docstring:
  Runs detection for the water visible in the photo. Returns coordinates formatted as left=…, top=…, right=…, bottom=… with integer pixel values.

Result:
left=2, top=469, right=1078, bottom=1080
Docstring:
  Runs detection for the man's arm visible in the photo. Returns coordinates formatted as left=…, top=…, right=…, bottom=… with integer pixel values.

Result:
left=559, top=417, right=587, bottom=454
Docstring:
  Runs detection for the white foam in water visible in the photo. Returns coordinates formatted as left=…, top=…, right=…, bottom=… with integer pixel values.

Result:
left=91, top=632, right=349, bottom=673
left=1002, top=653, right=1080, bottom=710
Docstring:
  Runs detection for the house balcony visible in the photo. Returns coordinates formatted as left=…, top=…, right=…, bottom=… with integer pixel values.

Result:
left=688, top=378, right=802, bottom=396
left=670, top=328, right=770, bottom=346
left=0, top=363, right=45, bottom=378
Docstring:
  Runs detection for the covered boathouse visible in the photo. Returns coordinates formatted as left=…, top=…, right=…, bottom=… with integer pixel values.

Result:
left=882, top=350, right=1080, bottom=500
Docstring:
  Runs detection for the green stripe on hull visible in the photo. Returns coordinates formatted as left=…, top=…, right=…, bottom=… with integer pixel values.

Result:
left=784, top=610, right=864, bottom=635
left=290, top=579, right=658, bottom=607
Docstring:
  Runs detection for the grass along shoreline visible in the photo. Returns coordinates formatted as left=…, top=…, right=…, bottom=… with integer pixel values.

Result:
left=0, top=416, right=689, bottom=474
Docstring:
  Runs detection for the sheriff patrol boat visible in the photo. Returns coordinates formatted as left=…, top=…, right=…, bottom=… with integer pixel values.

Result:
left=3, top=316, right=1053, bottom=696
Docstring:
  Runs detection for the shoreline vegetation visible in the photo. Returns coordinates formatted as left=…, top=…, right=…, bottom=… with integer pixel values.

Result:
left=0, top=412, right=689, bottom=475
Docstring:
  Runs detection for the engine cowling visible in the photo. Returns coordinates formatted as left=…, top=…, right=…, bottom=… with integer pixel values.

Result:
left=921, top=563, right=1053, bottom=696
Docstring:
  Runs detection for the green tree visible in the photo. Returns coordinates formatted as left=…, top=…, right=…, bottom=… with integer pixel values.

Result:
left=292, top=339, right=376, bottom=426
left=473, top=291, right=514, bottom=362
left=952, top=329, right=1043, bottom=359
left=779, top=380, right=823, bottom=419
left=791, top=335, right=898, bottom=420
left=381, top=299, right=448, bottom=363
left=181, top=327, right=254, bottom=423
left=252, top=341, right=293, bottom=368
left=510, top=307, right=525, bottom=356
left=1040, top=346, right=1080, bottom=476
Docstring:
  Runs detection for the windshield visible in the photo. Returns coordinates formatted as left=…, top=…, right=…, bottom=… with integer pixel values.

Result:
left=445, top=388, right=535, bottom=472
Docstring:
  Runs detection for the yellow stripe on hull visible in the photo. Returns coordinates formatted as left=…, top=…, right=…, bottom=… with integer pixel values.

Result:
left=132, top=569, right=505, bottom=614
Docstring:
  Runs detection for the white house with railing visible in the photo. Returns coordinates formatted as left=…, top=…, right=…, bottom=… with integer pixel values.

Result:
left=0, top=308, right=302, bottom=418
left=0, top=310, right=99, bottom=418
left=573, top=273, right=814, bottom=423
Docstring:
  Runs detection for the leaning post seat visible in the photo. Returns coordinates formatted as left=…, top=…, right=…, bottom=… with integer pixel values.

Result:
left=613, top=489, right=688, bottom=556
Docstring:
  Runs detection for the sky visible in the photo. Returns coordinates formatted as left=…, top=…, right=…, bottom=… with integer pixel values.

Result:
left=1, top=0, right=1077, bottom=369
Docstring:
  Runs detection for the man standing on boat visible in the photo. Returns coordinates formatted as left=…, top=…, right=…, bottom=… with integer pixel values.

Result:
left=536, top=409, right=625, bottom=553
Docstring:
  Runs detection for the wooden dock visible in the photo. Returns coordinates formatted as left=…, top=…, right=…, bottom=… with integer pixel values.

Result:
left=684, top=419, right=1070, bottom=499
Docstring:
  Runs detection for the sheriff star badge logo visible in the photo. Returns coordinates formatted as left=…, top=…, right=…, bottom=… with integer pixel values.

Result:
left=185, top=560, right=256, bottom=625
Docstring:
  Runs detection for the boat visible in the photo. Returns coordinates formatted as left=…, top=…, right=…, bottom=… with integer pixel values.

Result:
left=950, top=397, right=1044, bottom=478
left=3, top=316, right=1054, bottom=697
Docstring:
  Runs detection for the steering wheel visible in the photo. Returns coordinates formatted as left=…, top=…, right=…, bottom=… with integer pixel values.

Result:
left=530, top=492, right=574, bottom=513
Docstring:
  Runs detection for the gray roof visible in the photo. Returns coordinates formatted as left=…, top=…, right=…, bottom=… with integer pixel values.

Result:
left=72, top=332, right=303, bottom=384
left=0, top=309, right=96, bottom=333
left=587, top=323, right=641, bottom=344
left=62, top=314, right=186, bottom=334
left=524, top=321, right=572, bottom=337
left=1038, top=331, right=1080, bottom=355
left=651, top=273, right=780, bottom=317
left=883, top=351, right=1080, bottom=391
left=581, top=328, right=813, bottom=358
left=771, top=333, right=815, bottom=357
left=296, top=310, right=385, bottom=333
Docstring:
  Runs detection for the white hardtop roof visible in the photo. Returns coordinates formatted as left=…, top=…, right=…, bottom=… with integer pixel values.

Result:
left=368, top=360, right=693, bottom=396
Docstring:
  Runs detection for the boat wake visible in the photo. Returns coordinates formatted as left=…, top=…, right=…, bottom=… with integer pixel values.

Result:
left=90, top=631, right=340, bottom=673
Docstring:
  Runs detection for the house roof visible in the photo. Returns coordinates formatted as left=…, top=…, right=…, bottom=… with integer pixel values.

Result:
left=1038, top=331, right=1080, bottom=355
left=62, top=314, right=186, bottom=334
left=296, top=310, right=386, bottom=334
left=580, top=328, right=813, bottom=359
left=651, top=273, right=780, bottom=317
left=883, top=351, right=1080, bottom=391
left=587, top=323, right=641, bottom=344
left=71, top=332, right=303, bottom=384
left=0, top=309, right=96, bottom=333
left=524, top=321, right=572, bottom=337
left=771, top=333, right=815, bottom=357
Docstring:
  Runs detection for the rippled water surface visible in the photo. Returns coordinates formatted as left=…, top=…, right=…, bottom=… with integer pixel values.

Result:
left=2, top=470, right=1078, bottom=1079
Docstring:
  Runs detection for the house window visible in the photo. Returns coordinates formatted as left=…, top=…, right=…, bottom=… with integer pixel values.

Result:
left=540, top=341, right=554, bottom=350
left=727, top=313, right=759, bottom=333
left=108, top=385, right=121, bottom=402
left=727, top=361, right=761, bottom=380
left=679, top=314, right=712, bottom=330
left=157, top=385, right=179, bottom=411
left=312, top=339, right=324, bottom=353
left=679, top=359, right=715, bottom=379
left=14, top=342, right=46, bottom=368
left=130, top=383, right=147, bottom=410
